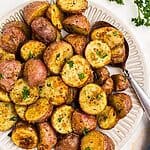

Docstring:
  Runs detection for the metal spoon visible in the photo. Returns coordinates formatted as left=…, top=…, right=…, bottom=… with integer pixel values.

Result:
left=91, top=21, right=150, bottom=120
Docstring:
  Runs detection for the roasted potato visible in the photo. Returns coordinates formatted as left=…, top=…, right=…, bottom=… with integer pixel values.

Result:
left=10, top=79, right=39, bottom=105
left=15, top=105, right=27, bottom=121
left=0, top=102, right=17, bottom=131
left=109, top=93, right=132, bottom=119
left=40, top=76, right=69, bottom=106
left=0, top=89, right=11, bottom=102
left=20, top=40, right=46, bottom=61
left=37, top=122, right=57, bottom=149
left=97, top=106, right=117, bottom=129
left=101, top=77, right=114, bottom=95
left=81, top=130, right=115, bottom=150
left=72, top=110, right=97, bottom=135
left=24, top=59, right=47, bottom=87
left=64, top=34, right=87, bottom=55
left=46, top=4, right=64, bottom=30
left=56, top=30, right=62, bottom=41
left=61, top=55, right=93, bottom=88
left=111, top=74, right=129, bottom=91
left=63, top=14, right=90, bottom=36
left=55, top=133, right=80, bottom=150
left=43, top=41, right=73, bottom=74
left=25, top=98, right=53, bottom=123
left=31, top=17, right=57, bottom=44
left=51, top=105, right=74, bottom=134
left=23, top=1, right=49, bottom=25
left=0, top=60, right=21, bottom=92
left=56, top=0, right=88, bottom=13
left=11, top=122, right=38, bottom=149
left=85, top=40, right=111, bottom=68
left=79, top=83, right=107, bottom=115
left=66, top=87, right=78, bottom=104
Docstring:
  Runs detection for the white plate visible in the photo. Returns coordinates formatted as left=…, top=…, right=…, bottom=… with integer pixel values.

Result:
left=0, top=0, right=147, bottom=150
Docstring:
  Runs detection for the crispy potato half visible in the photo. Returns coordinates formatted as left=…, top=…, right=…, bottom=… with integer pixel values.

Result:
left=11, top=123, right=38, bottom=149
left=10, top=79, right=39, bottom=105
left=97, top=106, right=117, bottom=129
left=81, top=130, right=115, bottom=150
left=56, top=0, right=88, bottom=13
left=21, top=40, right=46, bottom=61
left=85, top=40, right=111, bottom=68
left=23, top=1, right=49, bottom=25
left=63, top=15, right=90, bottom=36
left=0, top=89, right=11, bottom=102
left=51, top=105, right=74, bottom=134
left=79, top=83, right=107, bottom=115
left=0, top=102, right=18, bottom=131
left=15, top=105, right=27, bottom=121
left=43, top=41, right=73, bottom=74
left=25, top=98, right=53, bottom=123
left=109, top=93, right=132, bottom=119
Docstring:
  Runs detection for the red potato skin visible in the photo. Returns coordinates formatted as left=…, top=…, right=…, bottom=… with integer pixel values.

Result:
left=0, top=60, right=21, bottom=92
left=24, top=59, right=47, bottom=87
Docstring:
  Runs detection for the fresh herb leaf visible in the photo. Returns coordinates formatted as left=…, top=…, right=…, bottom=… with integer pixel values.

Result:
left=56, top=53, right=60, bottom=60
left=83, top=128, right=89, bottom=135
left=0, top=73, right=3, bottom=79
left=85, top=147, right=91, bottom=150
left=96, top=50, right=101, bottom=57
left=96, top=94, right=103, bottom=99
left=57, top=117, right=62, bottom=122
left=28, top=51, right=33, bottom=59
left=109, top=0, right=124, bottom=4
left=113, top=31, right=118, bottom=36
left=101, top=53, right=108, bottom=59
left=67, top=61, right=74, bottom=68
left=10, top=116, right=18, bottom=121
left=78, top=73, right=85, bottom=80
left=22, top=86, right=30, bottom=100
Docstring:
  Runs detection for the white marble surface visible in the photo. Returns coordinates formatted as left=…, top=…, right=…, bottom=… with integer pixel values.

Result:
left=0, top=0, right=149, bottom=150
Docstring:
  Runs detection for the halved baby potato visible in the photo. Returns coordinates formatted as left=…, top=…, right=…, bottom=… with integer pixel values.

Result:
left=0, top=89, right=11, bottom=102
left=15, top=105, right=27, bottom=121
left=10, top=79, right=39, bottom=105
left=97, top=106, right=117, bottom=129
left=51, top=105, right=74, bottom=134
left=85, top=40, right=111, bottom=68
left=11, top=122, right=38, bottom=149
left=40, top=76, right=69, bottom=106
left=43, top=41, right=73, bottom=74
left=61, top=55, right=92, bottom=88
left=23, top=1, right=49, bottom=25
left=79, top=83, right=107, bottom=115
left=0, top=102, right=18, bottom=131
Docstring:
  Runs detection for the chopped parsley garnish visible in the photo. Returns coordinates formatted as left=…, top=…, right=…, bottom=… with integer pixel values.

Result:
left=113, top=31, right=118, bottom=36
left=22, top=86, right=30, bottom=100
left=78, top=73, right=85, bottom=80
left=0, top=73, right=3, bottom=79
left=96, top=50, right=101, bottom=56
left=96, top=94, right=103, bottom=99
left=58, top=117, right=63, bottom=122
left=83, top=128, right=89, bottom=135
left=10, top=116, right=18, bottom=121
left=67, top=61, right=74, bottom=68
left=85, top=147, right=91, bottom=150
left=56, top=53, right=60, bottom=60
left=101, top=53, right=108, bottom=59
left=99, top=115, right=108, bottom=121
left=108, top=0, right=124, bottom=4
left=28, top=51, right=33, bottom=59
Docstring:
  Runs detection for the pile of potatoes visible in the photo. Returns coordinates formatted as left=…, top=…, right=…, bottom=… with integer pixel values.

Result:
left=0, top=0, right=132, bottom=150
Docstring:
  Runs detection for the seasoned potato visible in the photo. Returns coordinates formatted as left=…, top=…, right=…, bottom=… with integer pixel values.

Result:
left=31, top=17, right=57, bottom=44
left=43, top=41, right=73, bottom=74
left=55, top=133, right=80, bottom=150
left=23, top=1, right=49, bottom=25
left=0, top=60, right=21, bottom=92
left=11, top=122, right=38, bottom=149
left=61, top=55, right=92, bottom=88
left=85, top=40, right=111, bottom=68
left=56, top=30, right=62, bottom=41
left=10, top=79, right=39, bottom=105
left=79, top=83, right=107, bottom=115
left=25, top=98, right=53, bottom=123
left=15, top=105, right=27, bottom=121
left=72, top=110, right=97, bottom=135
left=63, top=15, right=90, bottom=35
left=109, top=93, right=132, bottom=119
left=56, top=0, right=88, bottom=13
left=51, top=105, right=74, bottom=134
left=0, top=26, right=26, bottom=54
left=66, top=87, right=78, bottom=104
left=40, top=76, right=69, bottom=106
left=0, top=102, right=17, bottom=131
left=0, top=89, right=11, bottom=102
left=24, top=59, right=47, bottom=87
left=97, top=106, right=117, bottom=129
left=37, top=122, right=57, bottom=149
left=20, top=40, right=46, bottom=61
left=46, top=4, right=64, bottom=30
left=101, top=77, right=114, bottom=95
left=81, top=130, right=115, bottom=150
left=64, top=34, right=87, bottom=55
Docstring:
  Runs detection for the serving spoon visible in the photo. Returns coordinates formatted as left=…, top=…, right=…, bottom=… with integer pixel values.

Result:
left=91, top=21, right=150, bottom=120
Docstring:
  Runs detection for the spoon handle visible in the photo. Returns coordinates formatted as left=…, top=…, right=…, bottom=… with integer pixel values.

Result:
left=124, top=69, right=150, bottom=120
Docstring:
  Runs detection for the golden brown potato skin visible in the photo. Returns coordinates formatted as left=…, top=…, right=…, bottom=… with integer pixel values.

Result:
left=109, top=93, right=132, bottom=119
left=37, top=122, right=57, bottom=150
left=0, top=60, right=21, bottom=92
left=111, top=74, right=129, bottom=91
left=31, top=17, right=57, bottom=44
left=24, top=59, right=47, bottom=87
left=55, top=133, right=80, bottom=150
left=64, top=34, right=87, bottom=55
left=63, top=15, right=90, bottom=36
left=72, top=110, right=97, bottom=135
